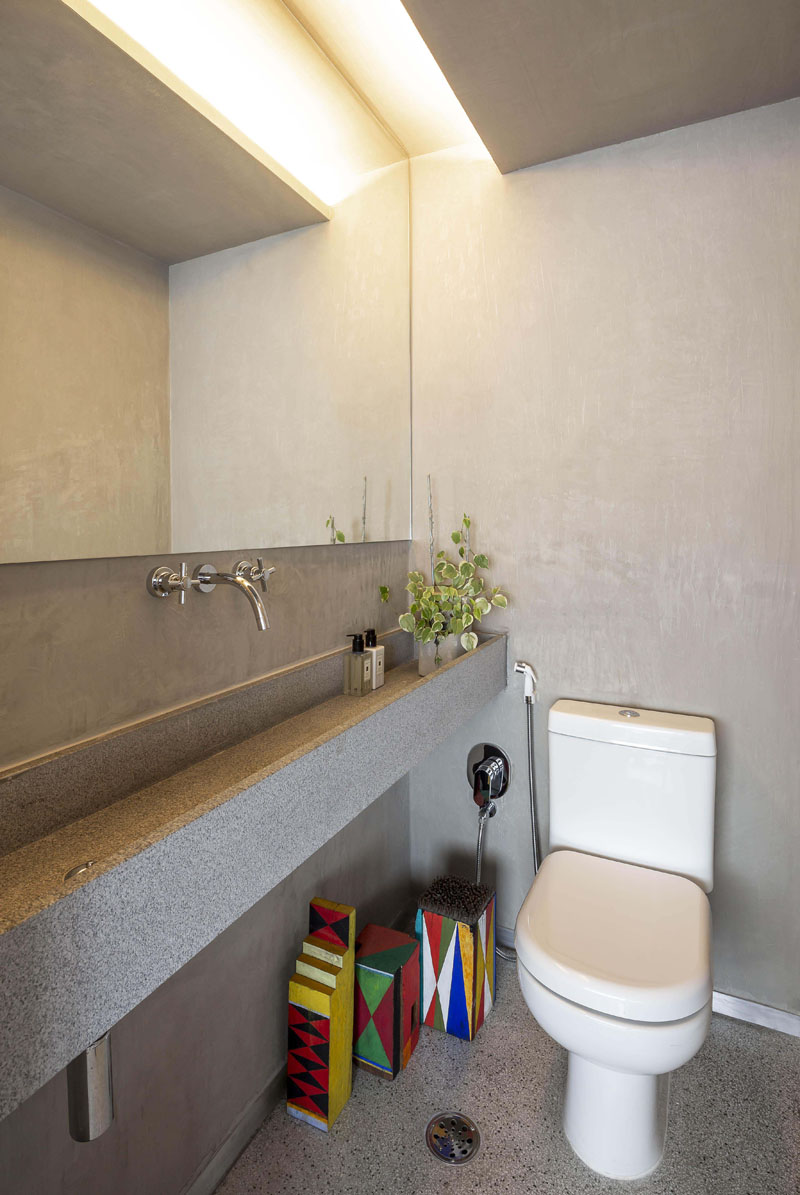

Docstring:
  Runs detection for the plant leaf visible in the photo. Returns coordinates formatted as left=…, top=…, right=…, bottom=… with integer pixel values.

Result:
left=451, top=531, right=461, bottom=543
left=336, top=530, right=345, bottom=542
left=461, top=631, right=478, bottom=652
left=463, top=515, right=471, bottom=529
left=379, top=585, right=390, bottom=603
left=473, top=553, right=489, bottom=569
left=460, top=561, right=475, bottom=578
left=399, top=612, right=416, bottom=633
left=492, top=594, right=508, bottom=608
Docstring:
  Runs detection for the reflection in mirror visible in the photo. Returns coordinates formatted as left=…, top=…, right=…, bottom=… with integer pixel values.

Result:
left=0, top=0, right=411, bottom=564
left=1, top=160, right=410, bottom=564
left=169, top=160, right=410, bottom=552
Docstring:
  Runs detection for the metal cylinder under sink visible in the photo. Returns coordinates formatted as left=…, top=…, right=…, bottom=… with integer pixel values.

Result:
left=67, top=1031, right=114, bottom=1142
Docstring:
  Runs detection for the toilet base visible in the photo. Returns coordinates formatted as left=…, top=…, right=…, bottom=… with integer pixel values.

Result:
left=563, top=1054, right=669, bottom=1180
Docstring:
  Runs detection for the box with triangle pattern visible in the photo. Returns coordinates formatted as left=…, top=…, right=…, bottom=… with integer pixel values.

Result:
left=415, top=877, right=496, bottom=1042
left=353, top=924, right=420, bottom=1079
left=287, top=897, right=356, bottom=1131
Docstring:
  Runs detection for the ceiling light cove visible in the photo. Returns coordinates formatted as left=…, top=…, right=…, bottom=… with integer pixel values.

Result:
left=65, top=0, right=489, bottom=209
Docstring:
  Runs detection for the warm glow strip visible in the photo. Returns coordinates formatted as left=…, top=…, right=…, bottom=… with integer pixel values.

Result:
left=64, top=0, right=489, bottom=208
left=64, top=0, right=397, bottom=205
left=284, top=0, right=488, bottom=160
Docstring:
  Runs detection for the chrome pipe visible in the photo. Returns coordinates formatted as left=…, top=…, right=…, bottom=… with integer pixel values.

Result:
left=193, top=567, right=270, bottom=630
left=475, top=799, right=495, bottom=885
left=525, top=696, right=542, bottom=875
left=67, top=1031, right=114, bottom=1142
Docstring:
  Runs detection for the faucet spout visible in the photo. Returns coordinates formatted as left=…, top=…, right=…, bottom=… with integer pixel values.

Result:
left=200, top=570, right=269, bottom=630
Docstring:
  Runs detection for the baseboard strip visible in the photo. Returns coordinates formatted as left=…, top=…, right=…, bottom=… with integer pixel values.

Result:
left=712, top=991, right=800, bottom=1038
left=181, top=1065, right=286, bottom=1195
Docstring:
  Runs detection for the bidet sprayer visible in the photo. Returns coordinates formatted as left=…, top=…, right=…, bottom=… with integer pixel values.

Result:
left=514, top=660, right=538, bottom=703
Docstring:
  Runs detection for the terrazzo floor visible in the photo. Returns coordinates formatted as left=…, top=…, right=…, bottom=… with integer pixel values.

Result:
left=217, top=959, right=800, bottom=1195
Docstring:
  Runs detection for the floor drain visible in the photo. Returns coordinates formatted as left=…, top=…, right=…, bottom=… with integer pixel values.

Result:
left=425, top=1112, right=480, bottom=1164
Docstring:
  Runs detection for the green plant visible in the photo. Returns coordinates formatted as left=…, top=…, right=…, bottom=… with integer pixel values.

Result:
left=326, top=515, right=345, bottom=544
left=382, top=513, right=507, bottom=663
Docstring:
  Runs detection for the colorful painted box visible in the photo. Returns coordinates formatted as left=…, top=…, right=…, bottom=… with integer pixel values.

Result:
left=287, top=898, right=356, bottom=1131
left=353, top=924, right=420, bottom=1079
left=415, top=880, right=496, bottom=1042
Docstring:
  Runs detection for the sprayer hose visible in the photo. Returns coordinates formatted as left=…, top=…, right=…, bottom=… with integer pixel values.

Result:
left=526, top=698, right=541, bottom=875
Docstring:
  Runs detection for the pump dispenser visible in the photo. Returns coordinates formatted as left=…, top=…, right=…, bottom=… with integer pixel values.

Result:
left=363, top=628, right=385, bottom=690
left=344, top=633, right=372, bottom=696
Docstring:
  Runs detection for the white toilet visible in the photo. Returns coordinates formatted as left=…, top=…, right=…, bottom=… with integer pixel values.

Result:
left=515, top=699, right=716, bottom=1180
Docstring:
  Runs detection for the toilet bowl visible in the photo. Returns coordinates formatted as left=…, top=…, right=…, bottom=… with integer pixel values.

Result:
left=516, top=848, right=712, bottom=1179
left=515, top=698, right=716, bottom=1179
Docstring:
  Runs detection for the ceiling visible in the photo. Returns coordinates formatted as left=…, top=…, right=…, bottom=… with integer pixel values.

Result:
left=0, top=0, right=331, bottom=262
left=401, top=0, right=800, bottom=173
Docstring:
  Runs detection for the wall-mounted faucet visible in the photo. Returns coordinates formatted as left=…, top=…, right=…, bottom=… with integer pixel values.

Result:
left=147, top=558, right=274, bottom=630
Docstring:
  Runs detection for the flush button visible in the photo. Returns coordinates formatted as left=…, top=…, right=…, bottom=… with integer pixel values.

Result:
left=618, top=709, right=640, bottom=718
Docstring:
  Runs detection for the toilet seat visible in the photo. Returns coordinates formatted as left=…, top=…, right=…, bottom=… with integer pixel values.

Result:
left=515, top=849, right=711, bottom=1023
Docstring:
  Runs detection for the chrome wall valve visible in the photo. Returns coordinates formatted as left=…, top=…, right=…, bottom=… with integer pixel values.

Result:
left=234, top=558, right=276, bottom=592
left=146, top=559, right=275, bottom=630
left=146, top=562, right=193, bottom=603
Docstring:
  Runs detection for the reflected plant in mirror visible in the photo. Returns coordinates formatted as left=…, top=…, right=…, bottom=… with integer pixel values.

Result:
left=326, top=516, right=346, bottom=544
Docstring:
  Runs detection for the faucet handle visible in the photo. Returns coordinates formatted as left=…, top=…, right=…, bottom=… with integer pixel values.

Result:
left=255, top=557, right=276, bottom=592
left=146, top=563, right=190, bottom=603
left=177, top=561, right=189, bottom=605
left=235, top=558, right=275, bottom=592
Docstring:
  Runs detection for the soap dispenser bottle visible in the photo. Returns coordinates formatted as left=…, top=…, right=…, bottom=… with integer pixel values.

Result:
left=364, top=629, right=385, bottom=689
left=344, top=633, right=372, bottom=696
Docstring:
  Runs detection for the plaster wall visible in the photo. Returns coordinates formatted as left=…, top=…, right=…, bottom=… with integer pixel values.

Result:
left=409, top=100, right=800, bottom=1013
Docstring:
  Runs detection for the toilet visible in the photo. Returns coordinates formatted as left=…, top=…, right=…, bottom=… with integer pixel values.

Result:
left=515, top=699, right=716, bottom=1180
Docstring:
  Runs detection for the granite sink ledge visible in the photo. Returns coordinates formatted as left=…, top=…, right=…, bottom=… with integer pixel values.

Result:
left=0, top=633, right=506, bottom=1120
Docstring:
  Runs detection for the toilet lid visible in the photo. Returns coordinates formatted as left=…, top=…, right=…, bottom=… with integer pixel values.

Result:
left=515, top=850, right=711, bottom=1022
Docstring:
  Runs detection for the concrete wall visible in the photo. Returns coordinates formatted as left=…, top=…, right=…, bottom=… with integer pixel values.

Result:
left=0, top=540, right=409, bottom=772
left=408, top=101, right=800, bottom=1014
left=0, top=779, right=412, bottom=1195
left=0, top=183, right=170, bottom=564
left=169, top=161, right=411, bottom=553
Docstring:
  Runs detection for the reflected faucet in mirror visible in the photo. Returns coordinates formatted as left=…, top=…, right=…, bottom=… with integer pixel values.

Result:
left=147, top=558, right=274, bottom=630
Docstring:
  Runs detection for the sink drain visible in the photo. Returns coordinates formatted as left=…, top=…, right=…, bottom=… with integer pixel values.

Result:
left=425, top=1112, right=480, bottom=1164
left=64, top=861, right=95, bottom=883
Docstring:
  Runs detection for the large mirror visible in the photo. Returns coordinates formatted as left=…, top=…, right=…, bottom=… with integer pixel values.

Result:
left=169, top=163, right=410, bottom=556
left=0, top=0, right=411, bottom=564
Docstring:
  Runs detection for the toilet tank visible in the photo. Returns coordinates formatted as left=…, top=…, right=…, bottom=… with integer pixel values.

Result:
left=548, top=700, right=716, bottom=891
